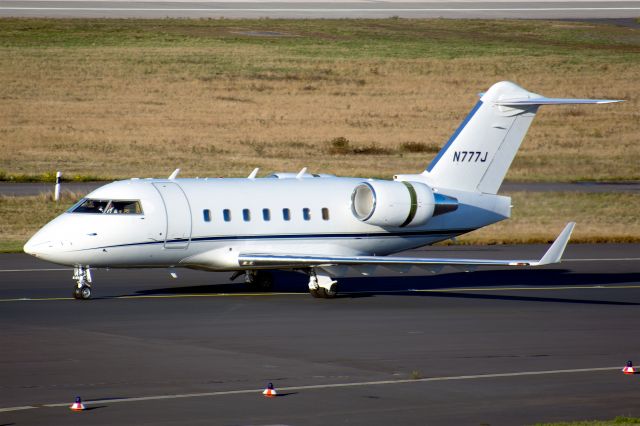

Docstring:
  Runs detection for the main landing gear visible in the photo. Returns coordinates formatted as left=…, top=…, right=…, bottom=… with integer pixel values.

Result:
left=308, top=269, right=337, bottom=299
left=231, top=269, right=338, bottom=298
left=242, top=270, right=274, bottom=292
left=72, top=266, right=92, bottom=300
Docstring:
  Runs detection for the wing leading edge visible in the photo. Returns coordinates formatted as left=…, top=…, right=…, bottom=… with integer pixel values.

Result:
left=238, top=223, right=576, bottom=269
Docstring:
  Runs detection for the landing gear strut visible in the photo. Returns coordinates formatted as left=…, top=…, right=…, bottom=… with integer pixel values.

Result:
left=73, top=266, right=92, bottom=300
left=243, top=270, right=274, bottom=292
left=308, top=269, right=337, bottom=299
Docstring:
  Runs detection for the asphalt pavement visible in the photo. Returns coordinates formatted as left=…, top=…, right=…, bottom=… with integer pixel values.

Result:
left=1, top=244, right=639, bottom=425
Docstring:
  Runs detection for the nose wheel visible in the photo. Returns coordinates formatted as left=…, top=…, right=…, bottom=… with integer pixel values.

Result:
left=74, top=285, right=92, bottom=300
left=73, top=266, right=93, bottom=300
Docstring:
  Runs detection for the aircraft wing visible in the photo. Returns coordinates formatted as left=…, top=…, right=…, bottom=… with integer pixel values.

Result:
left=238, top=223, right=575, bottom=269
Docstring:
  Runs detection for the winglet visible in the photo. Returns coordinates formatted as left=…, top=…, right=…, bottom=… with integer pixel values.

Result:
left=533, top=222, right=576, bottom=266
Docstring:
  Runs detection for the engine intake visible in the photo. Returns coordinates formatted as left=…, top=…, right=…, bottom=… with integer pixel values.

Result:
left=351, top=181, right=457, bottom=227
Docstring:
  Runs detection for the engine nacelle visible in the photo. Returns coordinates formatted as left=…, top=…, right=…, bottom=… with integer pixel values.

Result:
left=351, top=180, right=458, bottom=227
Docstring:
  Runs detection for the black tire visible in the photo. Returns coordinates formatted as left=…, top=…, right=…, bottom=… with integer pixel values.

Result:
left=324, top=284, right=337, bottom=299
left=310, top=288, right=325, bottom=298
left=309, top=285, right=338, bottom=299
left=78, top=285, right=91, bottom=300
left=73, top=287, right=82, bottom=299
left=255, top=271, right=274, bottom=291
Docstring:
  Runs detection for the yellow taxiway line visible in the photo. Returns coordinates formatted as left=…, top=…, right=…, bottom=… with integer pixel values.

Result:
left=410, top=285, right=640, bottom=293
left=1, top=284, right=639, bottom=303
left=0, top=292, right=307, bottom=302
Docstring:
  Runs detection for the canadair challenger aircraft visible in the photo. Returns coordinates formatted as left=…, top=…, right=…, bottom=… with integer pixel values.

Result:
left=24, top=81, right=620, bottom=299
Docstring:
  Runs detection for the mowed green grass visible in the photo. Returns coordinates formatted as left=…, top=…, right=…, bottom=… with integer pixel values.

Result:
left=2, top=191, right=638, bottom=252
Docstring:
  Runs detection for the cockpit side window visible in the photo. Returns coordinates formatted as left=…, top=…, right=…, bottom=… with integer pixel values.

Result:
left=70, top=199, right=143, bottom=215
left=105, top=200, right=143, bottom=215
left=70, top=199, right=110, bottom=214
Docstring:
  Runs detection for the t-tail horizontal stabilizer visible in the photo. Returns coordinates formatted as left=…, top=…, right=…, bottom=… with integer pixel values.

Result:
left=423, top=81, right=622, bottom=194
left=237, top=222, right=576, bottom=270
left=494, top=98, right=620, bottom=106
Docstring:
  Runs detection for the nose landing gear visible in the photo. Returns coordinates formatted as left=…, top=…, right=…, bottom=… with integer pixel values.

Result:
left=73, top=266, right=92, bottom=300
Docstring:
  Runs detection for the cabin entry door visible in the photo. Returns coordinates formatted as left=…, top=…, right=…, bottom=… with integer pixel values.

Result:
left=152, top=182, right=192, bottom=249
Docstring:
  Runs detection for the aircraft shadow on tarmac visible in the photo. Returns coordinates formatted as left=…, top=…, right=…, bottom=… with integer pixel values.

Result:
left=134, top=269, right=640, bottom=305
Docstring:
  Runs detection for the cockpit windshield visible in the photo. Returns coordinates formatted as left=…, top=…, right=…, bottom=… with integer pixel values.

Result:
left=69, top=199, right=143, bottom=215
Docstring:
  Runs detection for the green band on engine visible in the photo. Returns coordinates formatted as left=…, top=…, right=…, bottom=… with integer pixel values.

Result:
left=400, top=181, right=418, bottom=227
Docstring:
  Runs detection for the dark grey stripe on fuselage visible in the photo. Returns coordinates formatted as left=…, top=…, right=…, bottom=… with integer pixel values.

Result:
left=74, top=228, right=474, bottom=252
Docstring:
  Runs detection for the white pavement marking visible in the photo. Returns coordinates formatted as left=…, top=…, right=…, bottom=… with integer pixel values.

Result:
left=0, top=366, right=620, bottom=413
left=0, top=406, right=37, bottom=413
left=564, top=258, right=640, bottom=262
left=1, top=284, right=639, bottom=303
left=0, top=268, right=71, bottom=272
left=1, top=6, right=640, bottom=11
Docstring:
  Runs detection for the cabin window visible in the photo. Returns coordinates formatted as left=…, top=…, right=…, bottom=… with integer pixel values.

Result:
left=263, top=208, right=271, bottom=221
left=282, top=208, right=291, bottom=221
left=243, top=209, right=251, bottom=222
left=223, top=209, right=231, bottom=222
left=203, top=209, right=211, bottom=222
left=322, top=207, right=330, bottom=221
left=303, top=208, right=311, bottom=221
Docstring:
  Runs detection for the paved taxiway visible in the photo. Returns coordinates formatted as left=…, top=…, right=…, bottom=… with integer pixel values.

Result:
left=1, top=244, right=639, bottom=424
left=1, top=1, right=640, bottom=19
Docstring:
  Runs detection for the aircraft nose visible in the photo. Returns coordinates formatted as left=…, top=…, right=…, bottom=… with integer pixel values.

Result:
left=23, top=235, right=50, bottom=257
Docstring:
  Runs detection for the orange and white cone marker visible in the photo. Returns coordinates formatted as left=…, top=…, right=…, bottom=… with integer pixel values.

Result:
left=263, top=382, right=278, bottom=397
left=622, top=360, right=637, bottom=375
left=70, top=396, right=86, bottom=411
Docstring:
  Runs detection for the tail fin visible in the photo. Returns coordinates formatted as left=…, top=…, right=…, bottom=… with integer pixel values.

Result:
left=423, top=81, right=620, bottom=194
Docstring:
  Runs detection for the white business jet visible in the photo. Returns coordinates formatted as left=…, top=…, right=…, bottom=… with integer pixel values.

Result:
left=24, top=81, right=620, bottom=299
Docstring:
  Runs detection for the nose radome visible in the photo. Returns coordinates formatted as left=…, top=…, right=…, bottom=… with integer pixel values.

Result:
left=23, top=238, right=33, bottom=255
left=23, top=235, right=50, bottom=256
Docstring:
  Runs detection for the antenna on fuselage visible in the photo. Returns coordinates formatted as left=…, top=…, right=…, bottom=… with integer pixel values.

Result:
left=247, top=168, right=259, bottom=179
left=168, top=168, right=180, bottom=180
left=296, top=167, right=307, bottom=179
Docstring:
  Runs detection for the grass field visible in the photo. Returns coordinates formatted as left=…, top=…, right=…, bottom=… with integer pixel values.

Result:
left=2, top=190, right=638, bottom=252
left=0, top=18, right=639, bottom=182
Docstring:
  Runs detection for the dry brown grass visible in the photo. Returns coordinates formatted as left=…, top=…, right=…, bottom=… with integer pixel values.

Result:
left=0, top=192, right=81, bottom=251
left=456, top=192, right=640, bottom=245
left=0, top=19, right=638, bottom=181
